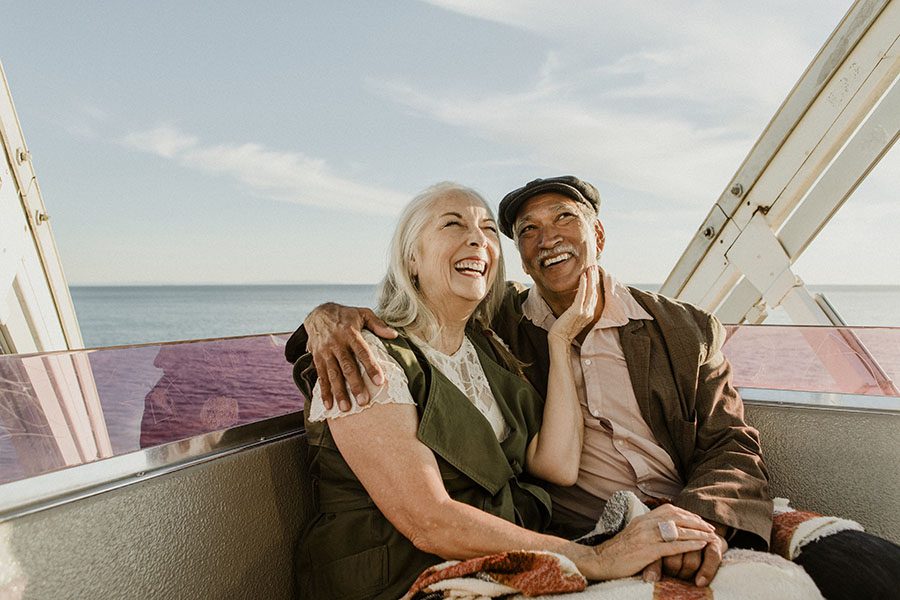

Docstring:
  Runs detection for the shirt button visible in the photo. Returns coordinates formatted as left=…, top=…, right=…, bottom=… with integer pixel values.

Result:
left=584, top=359, right=592, bottom=365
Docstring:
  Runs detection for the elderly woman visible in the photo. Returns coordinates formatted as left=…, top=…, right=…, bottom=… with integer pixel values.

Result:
left=291, top=182, right=716, bottom=599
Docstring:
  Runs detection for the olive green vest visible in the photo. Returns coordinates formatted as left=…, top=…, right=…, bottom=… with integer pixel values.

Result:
left=293, top=332, right=551, bottom=600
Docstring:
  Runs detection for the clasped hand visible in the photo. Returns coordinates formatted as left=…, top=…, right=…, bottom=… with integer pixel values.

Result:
left=578, top=504, right=722, bottom=584
left=641, top=519, right=728, bottom=587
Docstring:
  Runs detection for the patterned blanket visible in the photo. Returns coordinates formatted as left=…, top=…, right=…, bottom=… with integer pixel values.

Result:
left=404, top=495, right=859, bottom=599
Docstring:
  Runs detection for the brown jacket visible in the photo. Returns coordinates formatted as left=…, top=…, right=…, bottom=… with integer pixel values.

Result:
left=492, top=283, right=773, bottom=549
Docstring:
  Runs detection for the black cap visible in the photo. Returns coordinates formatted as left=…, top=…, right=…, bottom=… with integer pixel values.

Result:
left=498, top=175, right=600, bottom=238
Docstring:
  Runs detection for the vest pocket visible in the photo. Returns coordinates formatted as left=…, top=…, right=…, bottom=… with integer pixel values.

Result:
left=311, top=544, right=388, bottom=600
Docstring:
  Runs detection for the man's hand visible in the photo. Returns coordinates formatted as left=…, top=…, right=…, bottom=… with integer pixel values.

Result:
left=642, top=522, right=728, bottom=587
left=304, top=303, right=398, bottom=412
left=582, top=504, right=717, bottom=582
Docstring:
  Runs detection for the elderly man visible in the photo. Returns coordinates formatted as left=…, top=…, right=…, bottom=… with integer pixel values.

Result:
left=285, top=176, right=898, bottom=596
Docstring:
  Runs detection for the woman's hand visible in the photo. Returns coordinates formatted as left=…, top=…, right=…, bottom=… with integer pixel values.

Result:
left=575, top=504, right=719, bottom=581
left=526, top=266, right=597, bottom=486
left=548, top=266, right=599, bottom=345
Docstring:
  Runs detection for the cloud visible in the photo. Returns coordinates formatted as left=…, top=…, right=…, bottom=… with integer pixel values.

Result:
left=420, top=0, right=828, bottom=109
left=123, top=125, right=198, bottom=158
left=65, top=104, right=113, bottom=139
left=396, top=1, right=845, bottom=204
left=121, top=126, right=408, bottom=215
left=372, top=77, right=749, bottom=204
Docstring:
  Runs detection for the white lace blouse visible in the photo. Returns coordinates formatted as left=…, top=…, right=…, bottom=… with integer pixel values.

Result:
left=309, top=330, right=510, bottom=441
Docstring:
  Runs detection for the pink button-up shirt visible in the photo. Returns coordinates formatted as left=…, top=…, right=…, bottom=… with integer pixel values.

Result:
left=523, top=270, right=684, bottom=523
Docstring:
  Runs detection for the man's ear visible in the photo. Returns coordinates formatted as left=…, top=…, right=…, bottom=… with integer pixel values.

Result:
left=594, top=219, right=606, bottom=257
left=518, top=241, right=536, bottom=277
left=409, top=254, right=418, bottom=277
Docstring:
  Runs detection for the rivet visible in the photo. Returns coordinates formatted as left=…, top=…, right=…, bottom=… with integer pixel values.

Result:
left=17, top=148, right=30, bottom=164
left=730, top=183, right=743, bottom=197
left=703, top=226, right=715, bottom=239
left=36, top=211, right=50, bottom=223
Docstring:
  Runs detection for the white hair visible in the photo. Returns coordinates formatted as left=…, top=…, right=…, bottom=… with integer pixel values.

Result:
left=376, top=182, right=507, bottom=342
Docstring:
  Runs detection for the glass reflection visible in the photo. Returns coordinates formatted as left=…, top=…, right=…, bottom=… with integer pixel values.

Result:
left=0, top=334, right=302, bottom=486
left=723, top=325, right=900, bottom=397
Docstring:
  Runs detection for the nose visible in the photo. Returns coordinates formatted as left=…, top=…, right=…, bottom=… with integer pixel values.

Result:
left=467, top=226, right=488, bottom=247
left=537, top=224, right=562, bottom=249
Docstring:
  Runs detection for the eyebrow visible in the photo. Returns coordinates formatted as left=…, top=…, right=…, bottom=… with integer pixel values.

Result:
left=439, top=212, right=497, bottom=224
left=516, top=203, right=575, bottom=226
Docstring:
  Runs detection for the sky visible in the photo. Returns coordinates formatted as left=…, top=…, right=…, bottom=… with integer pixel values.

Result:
left=1, top=1, right=896, bottom=286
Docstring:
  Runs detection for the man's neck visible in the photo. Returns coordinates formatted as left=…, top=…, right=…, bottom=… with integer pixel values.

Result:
left=543, top=289, right=576, bottom=318
left=541, top=282, right=606, bottom=334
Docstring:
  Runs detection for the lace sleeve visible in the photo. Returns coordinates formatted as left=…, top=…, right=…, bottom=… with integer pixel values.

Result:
left=308, top=331, right=415, bottom=422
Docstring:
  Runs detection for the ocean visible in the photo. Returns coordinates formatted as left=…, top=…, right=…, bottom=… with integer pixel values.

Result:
left=70, top=284, right=900, bottom=348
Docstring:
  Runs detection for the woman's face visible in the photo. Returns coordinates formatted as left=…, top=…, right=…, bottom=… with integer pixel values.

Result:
left=411, top=192, right=501, bottom=319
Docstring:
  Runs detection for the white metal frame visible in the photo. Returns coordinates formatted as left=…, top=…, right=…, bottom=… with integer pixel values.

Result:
left=661, top=0, right=899, bottom=326
left=0, top=60, right=83, bottom=354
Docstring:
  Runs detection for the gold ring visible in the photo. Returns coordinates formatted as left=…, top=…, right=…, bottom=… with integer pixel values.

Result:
left=658, top=520, right=678, bottom=542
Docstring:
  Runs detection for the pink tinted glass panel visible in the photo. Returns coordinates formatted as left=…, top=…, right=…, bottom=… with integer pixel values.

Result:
left=3, top=326, right=899, bottom=489
left=723, top=325, right=900, bottom=397
left=0, top=334, right=302, bottom=486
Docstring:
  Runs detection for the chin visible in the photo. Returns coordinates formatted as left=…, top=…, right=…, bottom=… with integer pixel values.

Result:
left=453, top=283, right=488, bottom=304
left=536, top=273, right=579, bottom=295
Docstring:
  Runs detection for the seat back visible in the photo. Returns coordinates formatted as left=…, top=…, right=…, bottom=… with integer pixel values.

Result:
left=745, top=401, right=900, bottom=544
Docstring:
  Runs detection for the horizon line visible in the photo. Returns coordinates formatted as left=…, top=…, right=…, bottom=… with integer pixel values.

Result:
left=68, top=281, right=900, bottom=288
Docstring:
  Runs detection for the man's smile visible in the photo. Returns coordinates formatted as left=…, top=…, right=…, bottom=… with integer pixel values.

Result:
left=536, top=244, right=580, bottom=272
left=541, top=252, right=573, bottom=268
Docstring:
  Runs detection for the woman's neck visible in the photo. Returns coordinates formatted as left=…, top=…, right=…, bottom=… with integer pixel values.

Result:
left=412, top=306, right=472, bottom=355
left=430, top=325, right=467, bottom=355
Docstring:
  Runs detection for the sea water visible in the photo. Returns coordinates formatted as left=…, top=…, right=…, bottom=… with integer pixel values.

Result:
left=70, top=284, right=900, bottom=348
left=71, top=284, right=377, bottom=348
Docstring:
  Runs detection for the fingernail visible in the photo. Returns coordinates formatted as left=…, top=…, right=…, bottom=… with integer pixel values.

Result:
left=645, top=572, right=658, bottom=583
left=339, top=401, right=350, bottom=412
left=373, top=373, right=384, bottom=385
left=696, top=577, right=708, bottom=587
left=356, top=393, right=369, bottom=405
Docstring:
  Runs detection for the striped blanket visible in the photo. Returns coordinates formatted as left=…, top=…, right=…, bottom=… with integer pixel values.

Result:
left=404, top=495, right=857, bottom=599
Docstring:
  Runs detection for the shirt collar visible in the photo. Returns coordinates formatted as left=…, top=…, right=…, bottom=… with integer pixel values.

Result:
left=522, top=269, right=653, bottom=332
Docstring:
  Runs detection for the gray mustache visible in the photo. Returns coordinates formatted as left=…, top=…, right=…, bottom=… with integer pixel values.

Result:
left=536, top=244, right=579, bottom=263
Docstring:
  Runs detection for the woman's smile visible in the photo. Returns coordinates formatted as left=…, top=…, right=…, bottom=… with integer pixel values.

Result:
left=453, top=257, right=488, bottom=277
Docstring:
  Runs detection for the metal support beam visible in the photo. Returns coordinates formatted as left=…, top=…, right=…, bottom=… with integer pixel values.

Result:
left=660, top=0, right=899, bottom=326
left=0, top=61, right=83, bottom=353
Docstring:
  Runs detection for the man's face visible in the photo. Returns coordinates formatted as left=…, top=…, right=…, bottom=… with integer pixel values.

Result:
left=514, top=192, right=604, bottom=297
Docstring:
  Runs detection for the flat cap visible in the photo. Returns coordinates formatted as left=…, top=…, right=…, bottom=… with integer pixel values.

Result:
left=498, top=175, right=600, bottom=238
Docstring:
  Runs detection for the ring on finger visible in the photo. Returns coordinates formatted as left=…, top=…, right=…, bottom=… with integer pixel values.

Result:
left=658, top=520, right=679, bottom=542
